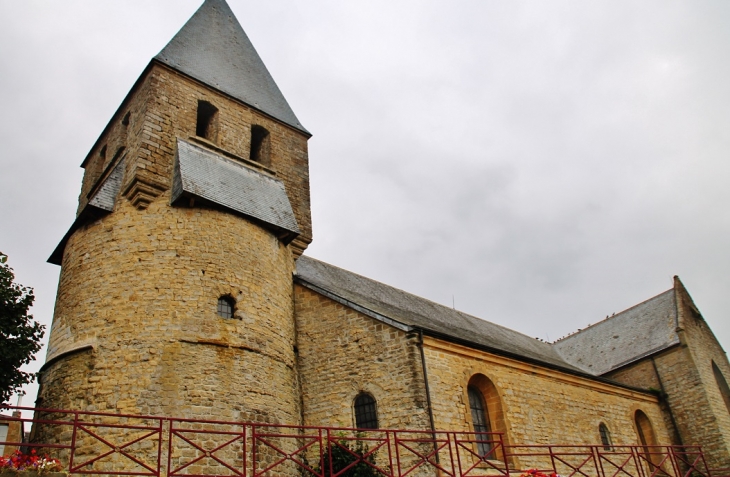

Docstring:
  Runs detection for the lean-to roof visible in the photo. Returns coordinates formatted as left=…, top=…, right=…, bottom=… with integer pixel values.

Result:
left=172, top=139, right=300, bottom=240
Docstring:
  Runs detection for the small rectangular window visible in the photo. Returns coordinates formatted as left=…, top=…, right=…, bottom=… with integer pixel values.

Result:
left=250, top=125, right=270, bottom=166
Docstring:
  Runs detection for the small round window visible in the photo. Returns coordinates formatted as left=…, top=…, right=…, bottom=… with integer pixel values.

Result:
left=217, top=296, right=235, bottom=318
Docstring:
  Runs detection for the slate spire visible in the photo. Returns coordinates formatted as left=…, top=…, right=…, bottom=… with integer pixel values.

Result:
left=155, top=0, right=307, bottom=133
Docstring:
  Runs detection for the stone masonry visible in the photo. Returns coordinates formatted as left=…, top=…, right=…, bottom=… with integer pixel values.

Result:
left=607, top=278, right=730, bottom=468
left=37, top=1, right=730, bottom=473
left=294, top=281, right=673, bottom=470
left=294, top=285, right=432, bottom=431
left=424, top=338, right=670, bottom=469
left=40, top=60, right=311, bottom=428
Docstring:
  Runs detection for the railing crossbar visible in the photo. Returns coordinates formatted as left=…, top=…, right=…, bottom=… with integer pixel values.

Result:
left=1, top=406, right=725, bottom=477
left=70, top=426, right=160, bottom=475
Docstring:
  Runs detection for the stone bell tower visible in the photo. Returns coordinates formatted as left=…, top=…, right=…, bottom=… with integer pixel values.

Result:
left=39, top=0, right=311, bottom=425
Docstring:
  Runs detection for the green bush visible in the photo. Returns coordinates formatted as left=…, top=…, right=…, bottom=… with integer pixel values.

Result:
left=303, top=436, right=385, bottom=477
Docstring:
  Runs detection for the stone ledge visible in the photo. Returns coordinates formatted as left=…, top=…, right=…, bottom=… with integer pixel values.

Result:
left=122, top=175, right=167, bottom=210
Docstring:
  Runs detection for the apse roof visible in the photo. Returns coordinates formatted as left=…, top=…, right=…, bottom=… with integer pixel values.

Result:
left=155, top=0, right=308, bottom=134
left=553, top=289, right=680, bottom=375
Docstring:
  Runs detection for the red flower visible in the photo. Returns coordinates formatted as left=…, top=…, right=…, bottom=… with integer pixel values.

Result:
left=0, top=450, right=62, bottom=472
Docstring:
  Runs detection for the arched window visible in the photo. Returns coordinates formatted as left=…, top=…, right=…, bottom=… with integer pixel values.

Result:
left=217, top=296, right=234, bottom=319
left=468, top=385, right=492, bottom=457
left=712, top=361, right=730, bottom=414
left=249, top=125, right=271, bottom=166
left=635, top=410, right=661, bottom=469
left=599, top=423, right=612, bottom=450
left=196, top=100, right=219, bottom=142
left=635, top=411, right=655, bottom=447
left=353, top=393, right=378, bottom=429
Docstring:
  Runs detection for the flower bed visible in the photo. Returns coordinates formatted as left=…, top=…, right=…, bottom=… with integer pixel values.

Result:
left=0, top=450, right=63, bottom=475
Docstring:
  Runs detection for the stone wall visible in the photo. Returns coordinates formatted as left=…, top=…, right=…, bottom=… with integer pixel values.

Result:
left=130, top=64, right=311, bottom=252
left=76, top=63, right=311, bottom=251
left=294, top=285, right=431, bottom=431
left=41, top=61, right=311, bottom=428
left=605, top=353, right=683, bottom=448
left=607, top=359, right=662, bottom=392
left=77, top=68, right=155, bottom=216
left=41, top=197, right=300, bottom=424
left=673, top=279, right=730, bottom=467
left=607, top=281, right=730, bottom=469
left=0, top=411, right=24, bottom=457
left=294, top=283, right=679, bottom=471
left=423, top=337, right=671, bottom=469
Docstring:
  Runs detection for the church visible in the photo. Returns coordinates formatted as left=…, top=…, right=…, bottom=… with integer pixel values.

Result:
left=36, top=0, right=730, bottom=472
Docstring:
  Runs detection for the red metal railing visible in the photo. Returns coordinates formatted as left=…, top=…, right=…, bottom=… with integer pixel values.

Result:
left=0, top=406, right=727, bottom=477
left=504, top=444, right=714, bottom=477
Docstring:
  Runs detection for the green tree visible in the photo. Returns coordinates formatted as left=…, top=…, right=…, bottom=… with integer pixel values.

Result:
left=0, top=251, right=45, bottom=404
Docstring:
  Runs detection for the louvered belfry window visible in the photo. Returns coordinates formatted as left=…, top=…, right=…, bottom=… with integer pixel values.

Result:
left=354, top=393, right=378, bottom=429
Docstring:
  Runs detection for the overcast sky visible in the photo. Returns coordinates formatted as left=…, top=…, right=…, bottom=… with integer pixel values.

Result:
left=1, top=0, right=729, bottom=406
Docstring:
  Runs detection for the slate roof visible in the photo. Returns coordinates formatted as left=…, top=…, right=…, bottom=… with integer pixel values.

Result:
left=295, top=256, right=585, bottom=373
left=295, top=256, right=682, bottom=380
left=553, top=289, right=680, bottom=375
left=88, top=158, right=125, bottom=211
left=49, top=157, right=126, bottom=265
left=155, top=0, right=308, bottom=134
left=172, top=139, right=300, bottom=239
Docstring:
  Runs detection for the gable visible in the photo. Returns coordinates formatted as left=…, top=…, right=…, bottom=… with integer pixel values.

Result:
left=553, top=289, right=680, bottom=375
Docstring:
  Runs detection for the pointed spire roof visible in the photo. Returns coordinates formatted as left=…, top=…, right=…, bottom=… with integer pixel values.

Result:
left=155, top=0, right=308, bottom=134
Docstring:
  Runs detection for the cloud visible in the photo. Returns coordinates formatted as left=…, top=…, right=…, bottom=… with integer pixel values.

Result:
left=1, top=0, right=729, bottom=404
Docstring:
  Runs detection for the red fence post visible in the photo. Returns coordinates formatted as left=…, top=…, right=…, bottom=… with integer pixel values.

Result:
left=384, top=430, right=393, bottom=477
left=242, top=423, right=247, bottom=477
left=165, top=419, right=172, bottom=477
left=252, top=423, right=258, bottom=477
left=498, top=433, right=509, bottom=475
left=326, top=428, right=333, bottom=477
left=154, top=417, right=163, bottom=477
left=69, top=411, right=78, bottom=472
